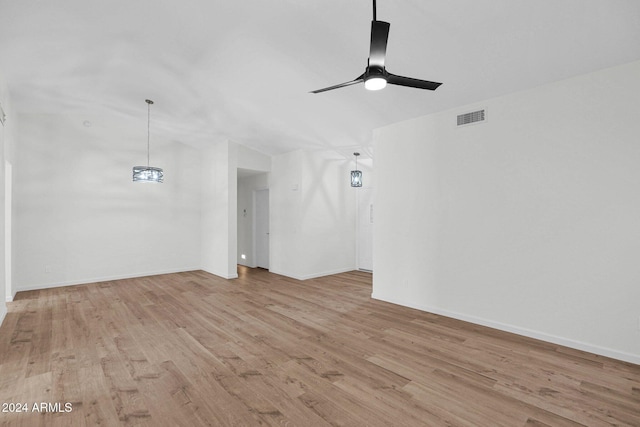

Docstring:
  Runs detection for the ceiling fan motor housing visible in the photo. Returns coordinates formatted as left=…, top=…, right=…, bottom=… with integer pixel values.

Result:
left=365, top=66, right=385, bottom=79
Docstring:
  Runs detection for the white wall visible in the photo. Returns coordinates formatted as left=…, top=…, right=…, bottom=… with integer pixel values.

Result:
left=201, top=141, right=236, bottom=278
left=202, top=141, right=270, bottom=278
left=0, top=98, right=4, bottom=308
left=0, top=74, right=11, bottom=324
left=270, top=150, right=303, bottom=277
left=237, top=173, right=269, bottom=268
left=237, top=144, right=271, bottom=172
left=14, top=113, right=201, bottom=291
left=373, top=60, right=640, bottom=364
left=299, top=152, right=356, bottom=278
left=271, top=149, right=356, bottom=280
left=10, top=118, right=272, bottom=294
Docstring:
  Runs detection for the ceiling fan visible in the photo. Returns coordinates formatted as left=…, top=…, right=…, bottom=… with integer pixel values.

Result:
left=311, top=0, right=442, bottom=94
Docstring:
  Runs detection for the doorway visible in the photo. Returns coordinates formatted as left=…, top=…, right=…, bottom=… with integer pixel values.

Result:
left=255, top=189, right=270, bottom=269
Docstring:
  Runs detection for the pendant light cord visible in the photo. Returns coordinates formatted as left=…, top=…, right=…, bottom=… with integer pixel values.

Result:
left=145, top=99, right=153, bottom=167
left=373, top=0, right=377, bottom=21
left=147, top=100, right=151, bottom=167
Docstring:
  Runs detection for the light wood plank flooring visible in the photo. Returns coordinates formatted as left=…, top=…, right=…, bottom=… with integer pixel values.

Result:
left=1, top=267, right=639, bottom=426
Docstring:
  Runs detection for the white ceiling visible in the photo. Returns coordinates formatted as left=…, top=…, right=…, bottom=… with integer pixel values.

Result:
left=1, top=0, right=639, bottom=157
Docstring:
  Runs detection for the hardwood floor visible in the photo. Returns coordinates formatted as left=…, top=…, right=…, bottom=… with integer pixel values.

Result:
left=1, top=267, right=639, bottom=426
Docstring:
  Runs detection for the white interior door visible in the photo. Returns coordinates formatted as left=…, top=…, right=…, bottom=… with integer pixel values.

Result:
left=357, top=187, right=373, bottom=271
left=255, top=189, right=269, bottom=269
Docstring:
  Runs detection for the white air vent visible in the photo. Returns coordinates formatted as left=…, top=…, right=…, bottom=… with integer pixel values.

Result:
left=457, top=109, right=486, bottom=127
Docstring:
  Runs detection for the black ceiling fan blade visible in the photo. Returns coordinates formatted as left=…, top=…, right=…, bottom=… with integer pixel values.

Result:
left=369, top=20, right=390, bottom=69
left=386, top=73, right=442, bottom=91
left=310, top=75, right=364, bottom=94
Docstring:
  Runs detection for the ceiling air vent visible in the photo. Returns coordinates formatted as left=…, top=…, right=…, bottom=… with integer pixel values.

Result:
left=457, top=109, right=486, bottom=127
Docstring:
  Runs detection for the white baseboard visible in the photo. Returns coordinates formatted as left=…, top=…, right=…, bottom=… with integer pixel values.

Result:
left=15, top=267, right=201, bottom=293
left=6, top=294, right=13, bottom=302
left=371, top=292, right=640, bottom=366
left=266, top=269, right=291, bottom=279
left=296, top=267, right=355, bottom=281
left=201, top=268, right=238, bottom=280
left=0, top=304, right=6, bottom=327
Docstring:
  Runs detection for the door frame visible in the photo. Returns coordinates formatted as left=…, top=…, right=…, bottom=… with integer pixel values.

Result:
left=356, top=185, right=374, bottom=272
left=253, top=187, right=269, bottom=270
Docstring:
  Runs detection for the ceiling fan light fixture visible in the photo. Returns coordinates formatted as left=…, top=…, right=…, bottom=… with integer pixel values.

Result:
left=309, top=1, right=442, bottom=94
left=364, top=76, right=387, bottom=91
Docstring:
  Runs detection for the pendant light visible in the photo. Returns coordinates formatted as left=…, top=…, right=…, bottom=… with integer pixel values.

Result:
left=351, top=152, right=362, bottom=187
left=132, top=99, right=164, bottom=183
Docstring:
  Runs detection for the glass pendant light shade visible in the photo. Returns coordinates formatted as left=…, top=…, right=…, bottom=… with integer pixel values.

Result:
left=351, top=170, right=363, bottom=187
left=351, top=152, right=362, bottom=187
left=133, top=166, right=164, bottom=183
left=133, top=99, right=163, bottom=183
